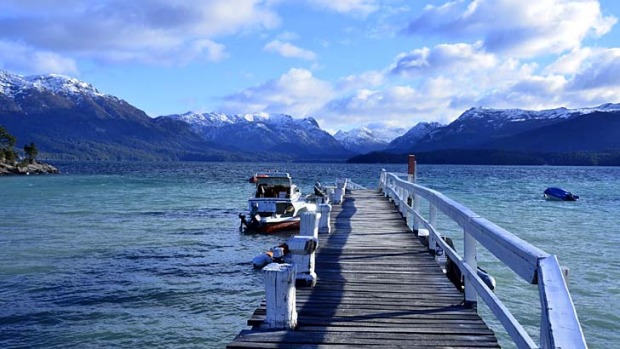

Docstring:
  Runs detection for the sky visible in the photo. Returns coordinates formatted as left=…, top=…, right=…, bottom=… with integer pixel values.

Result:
left=1, top=0, right=620, bottom=133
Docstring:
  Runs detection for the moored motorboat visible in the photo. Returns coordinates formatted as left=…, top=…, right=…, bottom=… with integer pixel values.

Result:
left=544, top=187, right=579, bottom=201
left=239, top=172, right=316, bottom=234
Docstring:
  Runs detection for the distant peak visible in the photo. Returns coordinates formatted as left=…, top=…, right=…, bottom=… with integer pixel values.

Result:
left=0, top=69, right=108, bottom=99
left=26, top=74, right=106, bottom=97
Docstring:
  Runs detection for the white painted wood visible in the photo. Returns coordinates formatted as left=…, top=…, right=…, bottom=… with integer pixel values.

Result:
left=413, top=193, right=421, bottom=231
left=385, top=172, right=547, bottom=282
left=538, top=256, right=587, bottom=349
left=333, top=179, right=347, bottom=204
left=460, top=262, right=538, bottom=348
left=417, top=228, right=429, bottom=241
left=382, top=170, right=586, bottom=348
left=287, top=236, right=318, bottom=286
left=463, top=230, right=478, bottom=307
left=300, top=211, right=320, bottom=238
left=263, top=263, right=297, bottom=329
left=318, top=203, right=332, bottom=234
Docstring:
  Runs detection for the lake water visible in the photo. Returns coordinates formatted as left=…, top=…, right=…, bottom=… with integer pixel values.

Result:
left=0, top=162, right=618, bottom=348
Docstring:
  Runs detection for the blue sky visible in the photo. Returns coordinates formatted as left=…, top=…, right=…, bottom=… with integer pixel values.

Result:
left=1, top=0, right=620, bottom=133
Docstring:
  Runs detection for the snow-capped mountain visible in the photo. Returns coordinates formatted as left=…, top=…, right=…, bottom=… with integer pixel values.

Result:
left=386, top=122, right=443, bottom=152
left=457, top=104, right=620, bottom=122
left=1, top=70, right=108, bottom=100
left=388, top=104, right=620, bottom=153
left=0, top=70, right=239, bottom=160
left=334, top=126, right=407, bottom=154
left=157, top=112, right=351, bottom=159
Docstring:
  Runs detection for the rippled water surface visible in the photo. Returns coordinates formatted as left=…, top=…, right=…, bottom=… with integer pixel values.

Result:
left=1, top=162, right=618, bottom=348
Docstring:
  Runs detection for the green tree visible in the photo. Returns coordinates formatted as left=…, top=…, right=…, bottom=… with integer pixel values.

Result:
left=0, top=125, right=17, bottom=163
left=24, top=142, right=39, bottom=163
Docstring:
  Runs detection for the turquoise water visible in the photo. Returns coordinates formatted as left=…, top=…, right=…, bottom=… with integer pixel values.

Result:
left=0, top=162, right=618, bottom=348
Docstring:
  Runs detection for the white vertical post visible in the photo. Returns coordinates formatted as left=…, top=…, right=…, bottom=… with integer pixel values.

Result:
left=318, top=203, right=331, bottom=234
left=291, top=212, right=320, bottom=286
left=464, top=230, right=478, bottom=308
left=413, top=193, right=421, bottom=232
left=263, top=263, right=297, bottom=329
left=334, top=179, right=347, bottom=204
left=287, top=236, right=318, bottom=286
left=379, top=169, right=386, bottom=193
left=300, top=211, right=320, bottom=238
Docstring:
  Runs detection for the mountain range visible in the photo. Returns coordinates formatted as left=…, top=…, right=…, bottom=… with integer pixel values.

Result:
left=1, top=69, right=619, bottom=164
left=0, top=70, right=352, bottom=161
left=333, top=126, right=407, bottom=154
left=383, top=104, right=620, bottom=154
left=155, top=112, right=351, bottom=160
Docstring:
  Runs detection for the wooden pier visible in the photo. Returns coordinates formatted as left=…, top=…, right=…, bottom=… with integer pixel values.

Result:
left=228, top=190, right=499, bottom=348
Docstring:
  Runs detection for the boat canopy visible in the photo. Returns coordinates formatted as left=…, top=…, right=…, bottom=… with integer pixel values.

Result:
left=254, top=173, right=294, bottom=198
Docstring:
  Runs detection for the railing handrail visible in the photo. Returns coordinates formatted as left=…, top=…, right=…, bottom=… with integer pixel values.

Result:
left=379, top=169, right=587, bottom=349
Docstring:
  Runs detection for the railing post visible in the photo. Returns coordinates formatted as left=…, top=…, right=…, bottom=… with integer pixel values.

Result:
left=413, top=193, right=421, bottom=233
left=263, top=263, right=297, bottom=329
left=464, top=230, right=478, bottom=308
left=379, top=169, right=386, bottom=193
left=428, top=202, right=437, bottom=258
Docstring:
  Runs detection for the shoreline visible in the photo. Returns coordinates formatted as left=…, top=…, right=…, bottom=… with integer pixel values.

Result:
left=0, top=161, right=59, bottom=175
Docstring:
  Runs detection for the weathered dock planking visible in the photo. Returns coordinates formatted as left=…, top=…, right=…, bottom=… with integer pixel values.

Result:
left=228, top=190, right=499, bottom=348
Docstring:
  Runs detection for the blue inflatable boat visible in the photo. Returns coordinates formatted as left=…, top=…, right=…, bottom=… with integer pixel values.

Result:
left=544, top=187, right=579, bottom=201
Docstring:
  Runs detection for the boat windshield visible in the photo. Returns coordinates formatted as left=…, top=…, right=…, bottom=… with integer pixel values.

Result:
left=255, top=177, right=292, bottom=198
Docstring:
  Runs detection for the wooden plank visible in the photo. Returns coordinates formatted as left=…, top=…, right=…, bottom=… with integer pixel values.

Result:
left=228, top=190, right=499, bottom=348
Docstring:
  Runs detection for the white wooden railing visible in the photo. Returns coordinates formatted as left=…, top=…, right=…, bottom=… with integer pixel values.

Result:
left=379, top=170, right=586, bottom=349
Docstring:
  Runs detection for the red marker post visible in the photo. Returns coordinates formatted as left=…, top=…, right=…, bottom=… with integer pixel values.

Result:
left=407, top=154, right=416, bottom=182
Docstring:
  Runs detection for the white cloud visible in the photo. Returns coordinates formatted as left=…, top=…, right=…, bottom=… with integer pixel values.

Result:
left=406, top=0, right=617, bottom=58
left=567, top=48, right=620, bottom=90
left=264, top=40, right=317, bottom=60
left=306, top=0, right=378, bottom=16
left=220, top=68, right=334, bottom=117
left=390, top=42, right=496, bottom=76
left=337, top=70, right=385, bottom=90
left=0, top=41, right=78, bottom=75
left=0, top=0, right=279, bottom=71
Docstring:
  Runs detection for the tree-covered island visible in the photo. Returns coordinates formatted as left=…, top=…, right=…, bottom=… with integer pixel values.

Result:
left=0, top=125, right=58, bottom=175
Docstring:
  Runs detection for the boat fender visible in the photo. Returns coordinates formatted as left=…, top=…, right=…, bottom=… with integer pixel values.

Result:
left=477, top=267, right=496, bottom=291
left=251, top=243, right=290, bottom=269
left=443, top=237, right=496, bottom=292
left=252, top=251, right=273, bottom=269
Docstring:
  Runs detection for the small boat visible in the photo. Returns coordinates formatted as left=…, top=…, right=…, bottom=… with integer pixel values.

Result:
left=239, top=172, right=316, bottom=234
left=544, top=187, right=579, bottom=201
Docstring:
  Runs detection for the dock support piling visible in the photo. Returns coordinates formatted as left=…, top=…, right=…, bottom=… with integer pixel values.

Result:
left=318, top=203, right=332, bottom=234
left=287, top=236, right=318, bottom=286
left=333, top=179, right=347, bottom=204
left=300, top=211, right=320, bottom=238
left=263, top=263, right=297, bottom=329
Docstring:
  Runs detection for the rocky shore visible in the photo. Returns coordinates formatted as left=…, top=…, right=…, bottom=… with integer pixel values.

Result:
left=0, top=161, right=59, bottom=175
